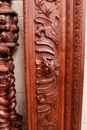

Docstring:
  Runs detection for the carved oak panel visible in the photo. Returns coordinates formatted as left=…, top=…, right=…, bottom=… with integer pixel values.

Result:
left=23, top=0, right=85, bottom=130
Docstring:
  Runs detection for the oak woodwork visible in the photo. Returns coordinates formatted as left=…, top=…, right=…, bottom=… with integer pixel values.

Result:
left=23, top=0, right=86, bottom=130
left=0, top=0, right=22, bottom=130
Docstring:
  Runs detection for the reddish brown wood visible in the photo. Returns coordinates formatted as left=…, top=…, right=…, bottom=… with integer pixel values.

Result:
left=23, top=0, right=85, bottom=130
left=0, top=0, right=23, bottom=130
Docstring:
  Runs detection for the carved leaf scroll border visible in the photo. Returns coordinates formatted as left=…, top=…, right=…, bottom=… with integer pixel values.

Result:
left=34, top=0, right=60, bottom=129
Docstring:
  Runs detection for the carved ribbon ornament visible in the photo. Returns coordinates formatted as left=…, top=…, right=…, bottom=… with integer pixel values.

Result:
left=35, top=0, right=60, bottom=129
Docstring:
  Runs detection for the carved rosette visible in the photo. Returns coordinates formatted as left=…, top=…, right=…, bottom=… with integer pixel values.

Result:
left=0, top=0, right=22, bottom=130
left=34, top=0, right=60, bottom=129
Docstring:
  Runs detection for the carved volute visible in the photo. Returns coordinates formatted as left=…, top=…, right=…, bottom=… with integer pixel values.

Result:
left=0, top=0, right=22, bottom=130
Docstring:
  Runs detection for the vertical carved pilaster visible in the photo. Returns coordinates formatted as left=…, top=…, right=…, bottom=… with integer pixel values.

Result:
left=0, top=0, right=22, bottom=130
left=34, top=0, right=60, bottom=129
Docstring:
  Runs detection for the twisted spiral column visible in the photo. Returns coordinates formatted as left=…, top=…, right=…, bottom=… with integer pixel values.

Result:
left=0, top=0, right=23, bottom=129
left=0, top=46, right=11, bottom=130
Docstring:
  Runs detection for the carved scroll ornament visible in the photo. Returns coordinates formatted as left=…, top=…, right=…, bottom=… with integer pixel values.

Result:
left=0, top=0, right=22, bottom=130
left=35, top=0, right=60, bottom=129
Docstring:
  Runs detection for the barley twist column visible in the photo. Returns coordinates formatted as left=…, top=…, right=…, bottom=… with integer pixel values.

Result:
left=0, top=0, right=23, bottom=129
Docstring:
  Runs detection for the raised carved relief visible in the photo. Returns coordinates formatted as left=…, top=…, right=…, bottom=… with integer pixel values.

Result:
left=36, top=56, right=59, bottom=77
left=65, top=0, right=72, bottom=129
left=72, top=0, right=83, bottom=129
left=0, top=0, right=22, bottom=130
left=35, top=0, right=60, bottom=129
left=65, top=0, right=84, bottom=130
left=23, top=0, right=85, bottom=129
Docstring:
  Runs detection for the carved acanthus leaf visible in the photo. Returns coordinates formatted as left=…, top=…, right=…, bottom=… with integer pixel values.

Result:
left=35, top=0, right=60, bottom=129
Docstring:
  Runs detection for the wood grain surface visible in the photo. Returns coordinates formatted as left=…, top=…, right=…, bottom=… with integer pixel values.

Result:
left=23, top=0, right=86, bottom=130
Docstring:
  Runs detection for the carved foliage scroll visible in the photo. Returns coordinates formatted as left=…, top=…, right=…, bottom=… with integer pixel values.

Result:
left=34, top=0, right=60, bottom=129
